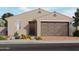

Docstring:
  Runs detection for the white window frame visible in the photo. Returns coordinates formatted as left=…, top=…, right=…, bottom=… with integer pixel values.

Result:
left=15, top=20, right=21, bottom=31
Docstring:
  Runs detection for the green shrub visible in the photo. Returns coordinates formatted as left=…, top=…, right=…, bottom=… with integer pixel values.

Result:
left=20, top=34, right=26, bottom=39
left=0, top=35, right=7, bottom=40
left=34, top=36, right=42, bottom=40
left=26, top=35, right=32, bottom=40
left=73, top=30, right=79, bottom=37
left=14, top=32, right=20, bottom=39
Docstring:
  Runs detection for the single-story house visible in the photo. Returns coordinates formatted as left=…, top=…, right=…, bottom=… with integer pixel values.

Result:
left=6, top=8, right=74, bottom=37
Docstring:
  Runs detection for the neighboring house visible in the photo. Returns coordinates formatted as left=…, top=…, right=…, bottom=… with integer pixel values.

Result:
left=6, top=8, right=74, bottom=37
left=0, top=18, right=7, bottom=35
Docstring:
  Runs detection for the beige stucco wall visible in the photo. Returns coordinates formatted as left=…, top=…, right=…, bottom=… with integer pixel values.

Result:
left=7, top=19, right=29, bottom=36
left=69, top=22, right=76, bottom=36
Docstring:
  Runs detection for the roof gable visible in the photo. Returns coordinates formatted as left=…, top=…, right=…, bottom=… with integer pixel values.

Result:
left=37, top=12, right=73, bottom=22
left=6, top=8, right=51, bottom=20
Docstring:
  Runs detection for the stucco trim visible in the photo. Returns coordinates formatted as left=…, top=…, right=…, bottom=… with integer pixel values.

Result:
left=28, top=20, right=71, bottom=22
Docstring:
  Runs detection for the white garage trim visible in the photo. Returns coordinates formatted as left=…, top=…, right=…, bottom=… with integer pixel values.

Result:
left=40, top=20, right=71, bottom=22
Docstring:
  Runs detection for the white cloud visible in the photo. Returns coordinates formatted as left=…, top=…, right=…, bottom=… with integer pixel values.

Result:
left=60, top=8, right=77, bottom=17
left=19, top=7, right=37, bottom=12
left=41, top=7, right=58, bottom=12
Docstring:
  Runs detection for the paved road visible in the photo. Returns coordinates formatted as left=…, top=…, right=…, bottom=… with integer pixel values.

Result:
left=0, top=44, right=79, bottom=51
left=0, top=40, right=79, bottom=51
left=0, top=43, right=79, bottom=51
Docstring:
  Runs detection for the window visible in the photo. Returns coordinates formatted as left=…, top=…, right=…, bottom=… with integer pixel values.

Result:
left=15, top=20, right=21, bottom=31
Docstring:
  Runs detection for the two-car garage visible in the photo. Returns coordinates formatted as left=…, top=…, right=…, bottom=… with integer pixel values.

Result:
left=41, top=22, right=69, bottom=36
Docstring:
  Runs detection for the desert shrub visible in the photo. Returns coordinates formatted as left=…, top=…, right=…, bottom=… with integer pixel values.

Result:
left=34, top=36, right=42, bottom=40
left=0, top=35, right=7, bottom=40
left=73, top=30, right=79, bottom=37
left=14, top=32, right=20, bottom=39
left=20, top=34, right=26, bottom=39
left=26, top=35, right=32, bottom=40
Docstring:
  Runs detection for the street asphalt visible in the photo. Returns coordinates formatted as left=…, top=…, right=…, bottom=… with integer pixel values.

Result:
left=0, top=40, right=78, bottom=51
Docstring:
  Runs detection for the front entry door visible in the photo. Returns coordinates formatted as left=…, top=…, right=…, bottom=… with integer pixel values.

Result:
left=29, top=21, right=37, bottom=36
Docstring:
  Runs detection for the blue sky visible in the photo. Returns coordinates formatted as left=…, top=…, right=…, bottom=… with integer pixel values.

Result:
left=0, top=7, right=77, bottom=18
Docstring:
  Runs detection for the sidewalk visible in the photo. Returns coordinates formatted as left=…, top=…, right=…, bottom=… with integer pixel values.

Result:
left=0, top=39, right=79, bottom=44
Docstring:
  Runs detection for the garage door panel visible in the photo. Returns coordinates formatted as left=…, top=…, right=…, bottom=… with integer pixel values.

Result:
left=41, top=22, right=69, bottom=36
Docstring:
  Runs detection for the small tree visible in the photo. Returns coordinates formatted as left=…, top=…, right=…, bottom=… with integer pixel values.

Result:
left=73, top=8, right=79, bottom=36
left=73, top=8, right=79, bottom=30
left=1, top=13, right=14, bottom=27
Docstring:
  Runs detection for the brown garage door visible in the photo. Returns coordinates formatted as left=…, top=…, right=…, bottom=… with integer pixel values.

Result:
left=41, top=22, right=69, bottom=36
